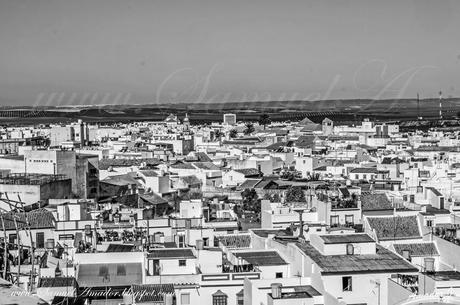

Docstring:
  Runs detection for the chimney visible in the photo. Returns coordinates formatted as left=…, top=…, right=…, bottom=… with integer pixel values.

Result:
left=271, top=283, right=282, bottom=299
left=295, top=209, right=305, bottom=240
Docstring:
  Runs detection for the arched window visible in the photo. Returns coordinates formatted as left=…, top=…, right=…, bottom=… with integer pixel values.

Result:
left=346, top=243, right=354, bottom=255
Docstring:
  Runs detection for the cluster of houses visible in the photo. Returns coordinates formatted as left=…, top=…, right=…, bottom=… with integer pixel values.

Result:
left=1, top=114, right=460, bottom=305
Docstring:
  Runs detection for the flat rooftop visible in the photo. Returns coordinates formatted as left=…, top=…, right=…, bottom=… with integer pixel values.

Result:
left=320, top=234, right=374, bottom=244
left=148, top=248, right=196, bottom=259
left=296, top=241, right=418, bottom=275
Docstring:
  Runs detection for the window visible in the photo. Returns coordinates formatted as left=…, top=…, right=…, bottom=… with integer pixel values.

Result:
left=9, top=234, right=17, bottom=245
left=426, top=220, right=433, bottom=227
left=345, top=215, right=354, bottom=226
left=330, top=215, right=339, bottom=227
left=346, top=244, right=354, bottom=255
left=180, top=293, right=190, bottom=305
left=275, top=272, right=283, bottom=278
left=342, top=276, right=352, bottom=291
left=59, top=234, right=74, bottom=240
left=117, top=264, right=126, bottom=276
left=179, top=259, right=186, bottom=267
left=236, top=290, right=244, bottom=305
left=36, top=232, right=45, bottom=248
left=98, top=265, right=109, bottom=277
left=212, top=290, right=228, bottom=305
left=355, top=174, right=359, bottom=180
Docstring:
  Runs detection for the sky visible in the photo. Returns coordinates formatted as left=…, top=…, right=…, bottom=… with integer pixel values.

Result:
left=0, top=0, right=459, bottom=106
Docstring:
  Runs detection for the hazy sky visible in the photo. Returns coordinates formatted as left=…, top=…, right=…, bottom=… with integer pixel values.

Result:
left=0, top=0, right=459, bottom=106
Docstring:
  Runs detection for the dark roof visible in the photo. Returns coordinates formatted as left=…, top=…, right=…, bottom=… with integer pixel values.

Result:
left=320, top=234, right=374, bottom=244
left=425, top=271, right=460, bottom=281
left=99, top=158, right=160, bottom=170
left=101, top=174, right=141, bottom=186
left=393, top=242, right=439, bottom=257
left=193, top=162, right=220, bottom=170
left=177, top=175, right=202, bottom=186
left=360, top=192, right=393, bottom=211
left=238, top=179, right=261, bottom=189
left=131, top=284, right=175, bottom=303
left=139, top=193, right=167, bottom=205
left=294, top=135, right=316, bottom=148
left=251, top=229, right=293, bottom=238
left=297, top=242, right=418, bottom=275
left=38, top=277, right=76, bottom=288
left=216, top=234, right=251, bottom=248
left=233, top=168, right=261, bottom=177
left=350, top=167, right=378, bottom=174
left=147, top=248, right=196, bottom=259
left=138, top=170, right=158, bottom=177
left=170, top=162, right=195, bottom=170
left=381, top=157, right=405, bottom=164
left=0, top=208, right=55, bottom=231
left=367, top=216, right=421, bottom=241
left=234, top=251, right=287, bottom=266
left=105, top=244, right=135, bottom=253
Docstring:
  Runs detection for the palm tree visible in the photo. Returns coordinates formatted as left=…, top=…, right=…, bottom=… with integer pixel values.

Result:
left=214, top=129, right=224, bottom=144
left=229, top=129, right=238, bottom=138
left=258, top=114, right=271, bottom=130
left=244, top=122, right=255, bottom=135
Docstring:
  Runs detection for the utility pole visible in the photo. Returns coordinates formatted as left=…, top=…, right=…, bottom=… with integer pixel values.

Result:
left=1, top=214, right=8, bottom=280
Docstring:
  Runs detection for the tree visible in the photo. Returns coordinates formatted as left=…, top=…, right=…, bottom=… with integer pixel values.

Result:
left=214, top=129, right=224, bottom=144
left=229, top=129, right=238, bottom=138
left=285, top=186, right=306, bottom=203
left=244, top=122, right=255, bottom=135
left=258, top=114, right=271, bottom=130
left=241, top=188, right=260, bottom=213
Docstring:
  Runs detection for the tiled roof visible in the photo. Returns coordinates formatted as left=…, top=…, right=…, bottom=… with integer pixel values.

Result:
left=367, top=216, right=421, bottom=241
left=393, top=242, right=439, bottom=257
left=105, top=244, right=136, bottom=253
left=234, top=168, right=261, bottom=177
left=0, top=208, right=55, bottom=230
left=193, top=162, right=220, bottom=170
left=147, top=248, right=196, bottom=259
left=139, top=193, right=167, bottom=205
left=101, top=174, right=141, bottom=186
left=38, top=277, right=76, bottom=288
left=131, top=284, right=175, bottom=303
left=234, top=251, right=287, bottom=266
left=178, top=175, right=202, bottom=186
left=238, top=179, right=262, bottom=189
left=170, top=162, right=195, bottom=170
left=216, top=234, right=251, bottom=248
left=297, top=242, right=418, bottom=275
left=360, top=192, right=393, bottom=211
left=295, top=135, right=316, bottom=148
left=350, top=167, right=378, bottom=174
left=138, top=170, right=158, bottom=177
left=99, top=158, right=160, bottom=170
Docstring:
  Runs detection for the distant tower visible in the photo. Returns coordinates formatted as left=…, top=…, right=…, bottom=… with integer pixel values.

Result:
left=183, top=113, right=190, bottom=131
left=439, top=91, right=443, bottom=120
left=417, top=93, right=421, bottom=120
